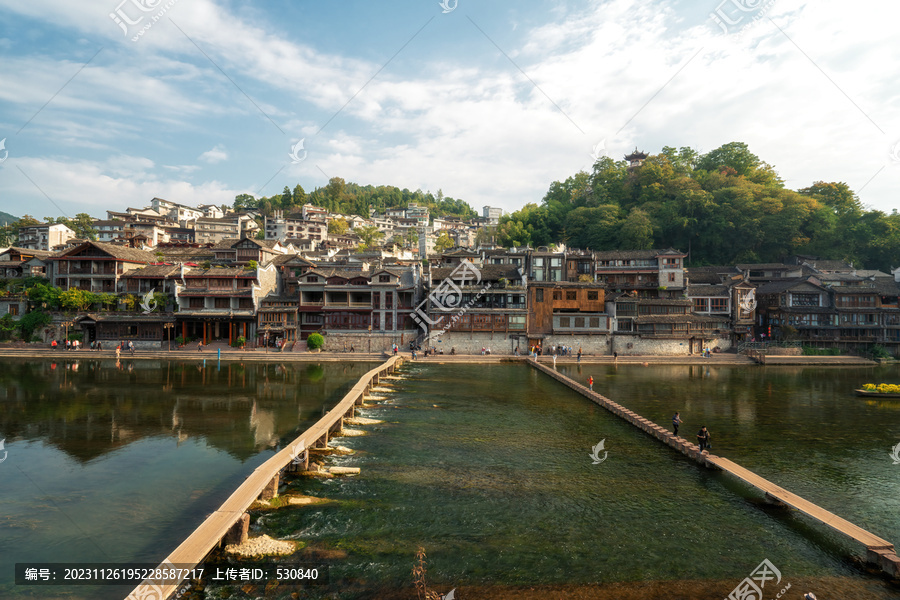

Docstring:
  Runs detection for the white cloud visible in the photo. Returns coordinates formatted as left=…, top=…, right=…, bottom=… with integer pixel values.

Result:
left=1, top=0, right=899, bottom=217
left=198, top=144, right=228, bottom=164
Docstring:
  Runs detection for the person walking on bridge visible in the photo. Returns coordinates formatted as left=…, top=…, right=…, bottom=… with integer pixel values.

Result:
left=672, top=412, right=683, bottom=436
left=696, top=426, right=711, bottom=454
left=588, top=375, right=594, bottom=392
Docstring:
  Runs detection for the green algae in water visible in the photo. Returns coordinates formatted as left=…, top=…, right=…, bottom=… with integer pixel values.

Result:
left=279, top=363, right=900, bottom=599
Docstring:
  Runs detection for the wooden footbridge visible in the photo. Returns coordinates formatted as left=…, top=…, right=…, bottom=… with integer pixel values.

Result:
left=529, top=359, right=900, bottom=580
left=126, top=356, right=403, bottom=600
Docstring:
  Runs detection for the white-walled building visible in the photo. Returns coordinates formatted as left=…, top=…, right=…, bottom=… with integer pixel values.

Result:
left=18, top=223, right=75, bottom=251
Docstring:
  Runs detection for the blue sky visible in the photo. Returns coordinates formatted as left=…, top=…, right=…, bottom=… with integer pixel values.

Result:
left=0, top=0, right=898, bottom=220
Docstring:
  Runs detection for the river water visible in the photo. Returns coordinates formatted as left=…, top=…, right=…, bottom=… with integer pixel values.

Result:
left=261, top=361, right=900, bottom=600
left=2, top=359, right=899, bottom=599
left=0, top=357, right=378, bottom=600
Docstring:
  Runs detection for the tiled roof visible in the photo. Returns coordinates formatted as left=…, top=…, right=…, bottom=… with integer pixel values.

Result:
left=270, top=254, right=314, bottom=266
left=431, top=264, right=521, bottom=282
left=755, top=278, right=824, bottom=294
left=686, top=284, right=730, bottom=296
left=55, top=241, right=156, bottom=263
left=183, top=267, right=256, bottom=277
left=2, top=246, right=56, bottom=258
left=685, top=266, right=741, bottom=284
left=736, top=263, right=797, bottom=271
left=212, top=238, right=241, bottom=250
left=594, top=248, right=685, bottom=260
left=178, top=289, right=253, bottom=296
left=122, top=264, right=181, bottom=278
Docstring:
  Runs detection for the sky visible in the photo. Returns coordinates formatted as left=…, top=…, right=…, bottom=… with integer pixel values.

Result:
left=0, top=0, right=898, bottom=221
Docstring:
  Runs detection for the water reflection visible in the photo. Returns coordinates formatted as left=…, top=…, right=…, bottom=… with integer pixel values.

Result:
left=0, top=359, right=377, bottom=463
left=0, top=358, right=378, bottom=600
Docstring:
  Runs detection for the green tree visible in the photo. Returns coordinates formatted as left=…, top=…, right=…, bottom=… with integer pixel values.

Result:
left=27, top=283, right=61, bottom=309
left=495, top=220, right=533, bottom=248
left=434, top=232, right=454, bottom=252
left=292, top=184, right=307, bottom=207
left=234, top=193, right=256, bottom=211
left=67, top=213, right=98, bottom=240
left=324, top=177, right=346, bottom=212
left=355, top=225, right=384, bottom=249
left=17, top=310, right=51, bottom=341
left=328, top=218, right=349, bottom=235
left=406, top=228, right=419, bottom=247
left=618, top=208, right=654, bottom=249
left=697, top=142, right=760, bottom=177
left=59, top=288, right=93, bottom=311
left=306, top=332, right=324, bottom=350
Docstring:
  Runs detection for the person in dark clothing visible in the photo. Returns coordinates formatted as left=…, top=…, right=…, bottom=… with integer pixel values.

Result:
left=696, top=426, right=711, bottom=454
left=672, top=412, right=683, bottom=436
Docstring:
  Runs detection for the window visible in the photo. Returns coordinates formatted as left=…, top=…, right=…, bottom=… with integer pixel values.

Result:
left=474, top=314, right=492, bottom=329
left=559, top=317, right=571, bottom=327
left=566, top=291, right=577, bottom=301
left=550, top=258, right=561, bottom=267
left=668, top=273, right=676, bottom=282
left=587, top=291, right=598, bottom=301
left=189, top=298, right=204, bottom=308
left=215, top=298, right=230, bottom=309
left=536, top=289, right=544, bottom=302
left=306, top=275, right=318, bottom=282
left=508, top=315, right=525, bottom=330
left=574, top=317, right=585, bottom=328
left=379, top=275, right=391, bottom=282
left=711, top=298, right=728, bottom=311
left=693, top=298, right=709, bottom=312
left=792, top=293, right=820, bottom=307
left=589, top=317, right=600, bottom=328
left=553, top=290, right=562, bottom=300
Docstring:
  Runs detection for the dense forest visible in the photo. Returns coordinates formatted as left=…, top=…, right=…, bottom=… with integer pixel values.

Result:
left=233, top=178, right=476, bottom=220
left=492, top=142, right=900, bottom=272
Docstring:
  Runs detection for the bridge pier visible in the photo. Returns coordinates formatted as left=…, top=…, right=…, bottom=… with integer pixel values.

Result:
left=260, top=474, right=278, bottom=501
left=224, top=513, right=250, bottom=546
left=867, top=548, right=900, bottom=577
left=764, top=492, right=788, bottom=507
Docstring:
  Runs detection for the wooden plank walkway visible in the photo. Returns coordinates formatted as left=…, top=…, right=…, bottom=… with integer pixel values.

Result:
left=126, top=356, right=403, bottom=600
left=527, top=359, right=900, bottom=578
left=706, top=456, right=893, bottom=550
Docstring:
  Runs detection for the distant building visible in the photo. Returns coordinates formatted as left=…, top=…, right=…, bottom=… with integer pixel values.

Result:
left=483, top=206, right=503, bottom=225
left=625, top=148, right=648, bottom=169
left=18, top=223, right=75, bottom=251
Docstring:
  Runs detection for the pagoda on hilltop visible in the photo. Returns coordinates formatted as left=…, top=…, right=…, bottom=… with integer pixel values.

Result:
left=625, top=147, right=648, bottom=169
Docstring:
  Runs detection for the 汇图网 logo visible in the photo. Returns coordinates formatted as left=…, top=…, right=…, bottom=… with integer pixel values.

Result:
left=589, top=439, right=608, bottom=464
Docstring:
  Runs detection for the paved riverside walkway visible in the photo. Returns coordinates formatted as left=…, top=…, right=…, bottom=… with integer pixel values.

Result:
left=527, top=358, right=900, bottom=579
left=0, top=342, right=877, bottom=365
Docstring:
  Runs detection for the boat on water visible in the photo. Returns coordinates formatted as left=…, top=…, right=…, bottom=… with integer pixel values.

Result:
left=854, top=388, right=900, bottom=398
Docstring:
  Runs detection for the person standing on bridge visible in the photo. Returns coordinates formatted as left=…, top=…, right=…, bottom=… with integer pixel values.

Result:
left=696, top=426, right=711, bottom=454
left=672, top=412, right=683, bottom=436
